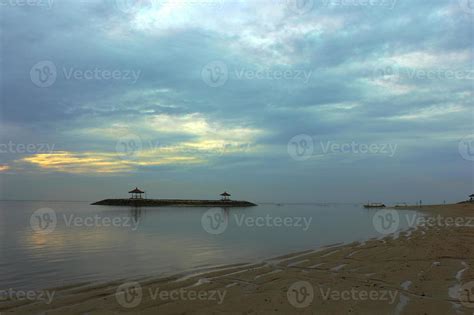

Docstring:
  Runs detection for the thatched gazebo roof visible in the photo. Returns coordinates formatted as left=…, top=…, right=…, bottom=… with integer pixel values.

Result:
left=129, top=187, right=145, bottom=194
left=220, top=192, right=231, bottom=197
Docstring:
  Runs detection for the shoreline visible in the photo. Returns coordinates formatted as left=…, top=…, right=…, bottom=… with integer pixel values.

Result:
left=2, top=203, right=473, bottom=314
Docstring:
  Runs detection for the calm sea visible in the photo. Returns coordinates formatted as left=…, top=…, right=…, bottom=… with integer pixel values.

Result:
left=0, top=201, right=421, bottom=290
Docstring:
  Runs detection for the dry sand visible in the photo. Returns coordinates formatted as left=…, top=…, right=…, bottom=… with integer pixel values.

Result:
left=1, top=203, right=473, bottom=314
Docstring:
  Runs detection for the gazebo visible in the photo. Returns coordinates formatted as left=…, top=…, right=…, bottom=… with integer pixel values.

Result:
left=220, top=191, right=231, bottom=201
left=129, top=187, right=145, bottom=200
left=470, top=194, right=474, bottom=202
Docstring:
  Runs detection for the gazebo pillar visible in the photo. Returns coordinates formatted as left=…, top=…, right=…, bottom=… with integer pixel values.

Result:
left=129, top=187, right=145, bottom=200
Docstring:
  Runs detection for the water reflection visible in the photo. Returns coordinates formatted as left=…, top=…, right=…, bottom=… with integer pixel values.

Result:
left=129, top=206, right=143, bottom=222
left=0, top=201, right=421, bottom=290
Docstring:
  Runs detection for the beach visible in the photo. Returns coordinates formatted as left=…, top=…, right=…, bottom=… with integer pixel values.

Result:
left=1, top=202, right=473, bottom=314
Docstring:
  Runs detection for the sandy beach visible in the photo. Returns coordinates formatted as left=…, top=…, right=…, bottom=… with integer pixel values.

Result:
left=2, top=203, right=473, bottom=314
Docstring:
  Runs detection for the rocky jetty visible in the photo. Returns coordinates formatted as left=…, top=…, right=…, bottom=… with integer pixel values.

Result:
left=91, top=199, right=257, bottom=207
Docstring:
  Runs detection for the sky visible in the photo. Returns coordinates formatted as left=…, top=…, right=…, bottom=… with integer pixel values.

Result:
left=0, top=0, right=473, bottom=203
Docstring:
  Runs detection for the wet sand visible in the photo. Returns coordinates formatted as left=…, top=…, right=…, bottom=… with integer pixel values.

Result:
left=2, top=203, right=473, bottom=314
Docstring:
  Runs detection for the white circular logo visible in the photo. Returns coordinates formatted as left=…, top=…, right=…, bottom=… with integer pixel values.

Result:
left=372, top=209, right=400, bottom=235
left=459, top=0, right=474, bottom=14
left=30, top=208, right=57, bottom=235
left=372, top=61, right=400, bottom=84
left=30, top=61, right=57, bottom=88
left=459, top=134, right=474, bottom=161
left=459, top=281, right=474, bottom=308
left=201, top=61, right=229, bottom=88
left=287, top=281, right=314, bottom=308
left=116, top=134, right=143, bottom=160
left=201, top=208, right=228, bottom=235
left=287, top=0, right=314, bottom=15
left=288, top=134, right=314, bottom=161
left=116, top=282, right=143, bottom=308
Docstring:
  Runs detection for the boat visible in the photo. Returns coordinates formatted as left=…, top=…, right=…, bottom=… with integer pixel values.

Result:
left=363, top=203, right=386, bottom=209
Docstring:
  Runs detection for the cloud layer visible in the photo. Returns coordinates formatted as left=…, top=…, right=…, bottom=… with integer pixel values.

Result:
left=0, top=0, right=472, bottom=202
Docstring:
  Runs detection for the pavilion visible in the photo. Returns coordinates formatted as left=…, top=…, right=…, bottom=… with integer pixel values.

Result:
left=470, top=194, right=474, bottom=202
left=220, top=191, right=231, bottom=201
left=129, top=187, right=145, bottom=200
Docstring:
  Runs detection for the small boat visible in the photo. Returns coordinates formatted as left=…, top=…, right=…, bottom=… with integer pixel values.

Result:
left=363, top=203, right=386, bottom=209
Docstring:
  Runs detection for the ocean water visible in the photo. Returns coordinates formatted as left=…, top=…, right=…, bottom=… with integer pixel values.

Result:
left=0, top=201, right=420, bottom=290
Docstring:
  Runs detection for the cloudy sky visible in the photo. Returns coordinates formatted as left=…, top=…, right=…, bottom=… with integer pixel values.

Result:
left=0, top=0, right=473, bottom=203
